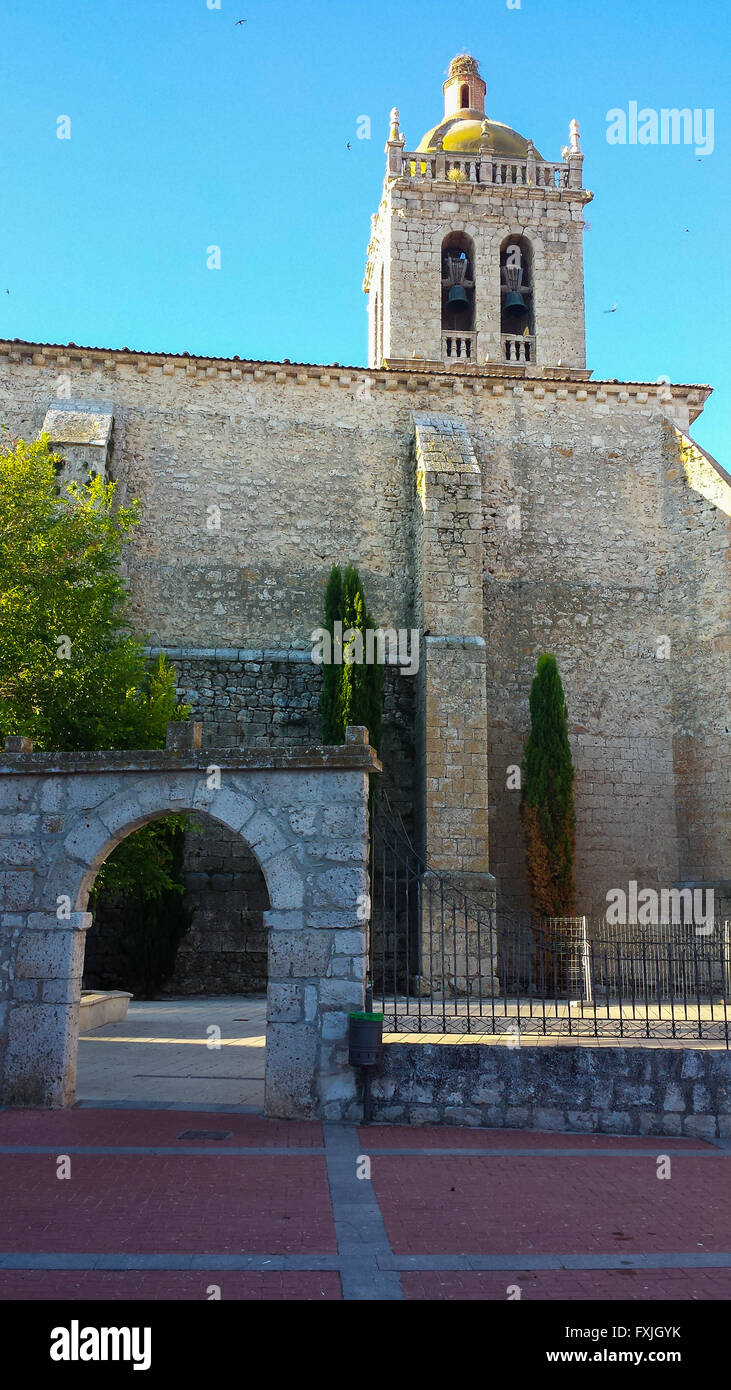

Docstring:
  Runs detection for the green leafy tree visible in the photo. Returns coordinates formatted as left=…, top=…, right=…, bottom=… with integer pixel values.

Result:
left=0, top=433, right=192, bottom=987
left=0, top=434, right=186, bottom=749
left=519, top=653, right=576, bottom=920
left=319, top=563, right=384, bottom=754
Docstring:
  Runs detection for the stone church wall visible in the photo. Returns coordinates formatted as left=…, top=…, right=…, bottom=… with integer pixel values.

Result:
left=0, top=342, right=727, bottom=930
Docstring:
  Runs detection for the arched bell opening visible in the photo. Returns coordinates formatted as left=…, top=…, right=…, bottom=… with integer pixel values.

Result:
left=460, top=84, right=470, bottom=109
left=442, top=232, right=476, bottom=340
left=500, top=236, right=535, bottom=357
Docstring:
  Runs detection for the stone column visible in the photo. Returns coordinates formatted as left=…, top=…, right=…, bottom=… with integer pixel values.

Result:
left=5, top=912, right=92, bottom=1107
left=264, top=730, right=374, bottom=1121
left=413, top=413, right=498, bottom=996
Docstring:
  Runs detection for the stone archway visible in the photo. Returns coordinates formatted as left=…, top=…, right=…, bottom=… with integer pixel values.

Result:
left=0, top=726, right=378, bottom=1118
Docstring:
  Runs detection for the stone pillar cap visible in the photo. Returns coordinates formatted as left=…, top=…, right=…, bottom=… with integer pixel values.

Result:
left=165, top=721, right=203, bottom=751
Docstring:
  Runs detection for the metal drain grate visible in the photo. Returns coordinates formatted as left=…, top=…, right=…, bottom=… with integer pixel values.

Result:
left=176, top=1130, right=233, bottom=1141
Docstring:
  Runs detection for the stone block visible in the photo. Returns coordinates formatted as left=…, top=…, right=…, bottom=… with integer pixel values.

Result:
left=321, top=805, right=367, bottom=838
left=589, top=1081, right=614, bottom=1110
left=370, top=1078, right=396, bottom=1101
left=658, top=1113, right=683, bottom=1136
left=615, top=1083, right=655, bottom=1107
left=320, top=1071, right=358, bottom=1104
left=240, top=810, right=290, bottom=863
left=333, top=929, right=367, bottom=956
left=42, top=978, right=81, bottom=1005
left=682, top=1114, right=718, bottom=1141
left=566, top=1109, right=599, bottom=1132
left=533, top=1107, right=566, bottom=1132
left=444, top=1105, right=482, bottom=1127
left=471, top=1084, right=503, bottom=1105
left=265, top=1022, right=318, bottom=1118
left=597, top=1111, right=634, bottom=1135
left=262, top=849, right=305, bottom=910
left=406, top=1106, right=441, bottom=1125
left=4, top=737, right=34, bottom=752
left=1, top=872, right=34, bottom=911
left=13, top=980, right=41, bottom=1002
left=373, top=1104, right=408, bottom=1122
left=166, top=721, right=202, bottom=750
left=663, top=1082, right=686, bottom=1112
left=5, top=1002, right=79, bottom=1106
left=638, top=1112, right=664, bottom=1135
left=308, top=866, right=368, bottom=910
left=680, top=1051, right=705, bottom=1079
left=503, top=1106, right=530, bottom=1128
left=268, top=930, right=333, bottom=979
left=321, top=1010, right=348, bottom=1041
left=15, top=930, right=85, bottom=981
left=267, top=982, right=303, bottom=1023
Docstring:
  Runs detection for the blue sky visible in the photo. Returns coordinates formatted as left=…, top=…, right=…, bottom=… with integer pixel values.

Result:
left=1, top=0, right=728, bottom=458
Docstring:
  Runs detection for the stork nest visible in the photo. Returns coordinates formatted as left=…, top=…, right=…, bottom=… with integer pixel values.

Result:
left=449, top=54, right=480, bottom=77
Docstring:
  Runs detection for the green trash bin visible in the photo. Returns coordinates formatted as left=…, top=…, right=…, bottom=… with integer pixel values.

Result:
left=348, top=1012, right=384, bottom=1068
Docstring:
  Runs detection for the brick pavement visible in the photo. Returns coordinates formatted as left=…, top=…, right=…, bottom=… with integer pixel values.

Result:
left=0, top=1105, right=729, bottom=1301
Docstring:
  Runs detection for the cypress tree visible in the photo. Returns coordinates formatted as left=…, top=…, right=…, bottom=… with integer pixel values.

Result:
left=320, top=565, right=343, bottom=744
left=319, top=563, right=384, bottom=754
left=519, top=653, right=576, bottom=920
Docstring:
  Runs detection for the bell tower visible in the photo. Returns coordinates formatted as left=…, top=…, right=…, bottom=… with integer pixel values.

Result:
left=364, top=55, right=593, bottom=370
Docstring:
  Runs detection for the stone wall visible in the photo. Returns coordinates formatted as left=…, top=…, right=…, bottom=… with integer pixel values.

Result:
left=481, top=402, right=730, bottom=914
left=0, top=340, right=727, bottom=921
left=167, top=820, right=269, bottom=995
left=373, top=1041, right=731, bottom=1138
left=157, top=651, right=416, bottom=830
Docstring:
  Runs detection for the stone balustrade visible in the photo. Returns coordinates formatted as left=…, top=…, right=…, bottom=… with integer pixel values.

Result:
left=502, top=333, right=536, bottom=364
left=442, top=331, right=475, bottom=363
left=395, top=150, right=574, bottom=190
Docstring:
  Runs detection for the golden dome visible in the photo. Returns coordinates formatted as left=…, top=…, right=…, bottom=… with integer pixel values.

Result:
left=417, top=116, right=539, bottom=158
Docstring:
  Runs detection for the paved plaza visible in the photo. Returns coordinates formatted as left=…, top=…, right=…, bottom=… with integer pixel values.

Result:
left=76, top=997, right=267, bottom=1110
left=0, top=1103, right=729, bottom=1301
left=0, top=997, right=725, bottom=1301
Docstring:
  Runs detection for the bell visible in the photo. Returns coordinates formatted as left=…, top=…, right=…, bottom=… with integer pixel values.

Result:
left=503, top=290, right=527, bottom=314
left=447, top=283, right=469, bottom=308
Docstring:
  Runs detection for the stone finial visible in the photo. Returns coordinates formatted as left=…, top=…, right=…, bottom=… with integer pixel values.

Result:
left=388, top=107, right=401, bottom=142
left=4, top=736, right=35, bottom=752
left=345, top=725, right=369, bottom=746
left=569, top=118, right=581, bottom=153
left=479, top=119, right=493, bottom=152
left=166, top=721, right=202, bottom=752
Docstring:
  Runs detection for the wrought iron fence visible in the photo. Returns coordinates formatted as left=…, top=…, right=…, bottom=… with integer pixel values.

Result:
left=369, top=793, right=730, bottom=1047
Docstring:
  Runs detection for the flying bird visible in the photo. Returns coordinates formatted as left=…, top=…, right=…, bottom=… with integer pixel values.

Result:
left=346, top=141, right=351, bottom=150
left=234, top=18, right=246, bottom=25
left=604, top=303, right=617, bottom=313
